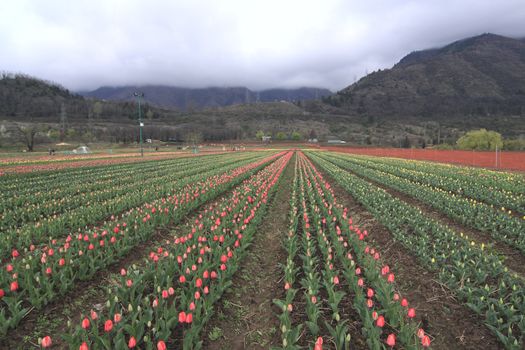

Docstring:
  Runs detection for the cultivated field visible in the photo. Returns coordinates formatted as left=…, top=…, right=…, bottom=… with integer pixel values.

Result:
left=0, top=150, right=523, bottom=349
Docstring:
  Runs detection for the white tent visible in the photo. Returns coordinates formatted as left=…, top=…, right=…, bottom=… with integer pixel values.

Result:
left=72, top=146, right=91, bottom=154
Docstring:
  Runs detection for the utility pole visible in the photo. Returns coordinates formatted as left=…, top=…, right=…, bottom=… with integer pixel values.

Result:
left=134, top=92, right=145, bottom=157
left=60, top=103, right=67, bottom=142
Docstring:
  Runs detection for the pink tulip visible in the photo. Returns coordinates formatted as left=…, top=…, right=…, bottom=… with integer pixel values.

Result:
left=41, top=336, right=52, bottom=348
left=128, top=336, right=136, bottom=348
left=104, top=320, right=113, bottom=332
left=386, top=334, right=396, bottom=347
left=10, top=281, right=18, bottom=292
left=421, top=335, right=431, bottom=347
left=81, top=317, right=90, bottom=329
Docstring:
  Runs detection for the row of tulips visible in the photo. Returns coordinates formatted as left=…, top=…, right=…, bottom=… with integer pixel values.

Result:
left=274, top=154, right=304, bottom=348
left=316, top=152, right=525, bottom=254
left=0, top=152, right=195, bottom=196
left=326, top=152, right=524, bottom=215
left=0, top=152, right=196, bottom=197
left=0, top=153, right=242, bottom=214
left=296, top=153, right=350, bottom=349
left=61, top=151, right=293, bottom=349
left=0, top=151, right=195, bottom=175
left=0, top=153, right=248, bottom=230
left=0, top=152, right=282, bottom=337
left=298, top=153, right=429, bottom=349
left=343, top=151, right=525, bottom=195
left=309, top=152, right=525, bottom=349
left=0, top=153, right=266, bottom=260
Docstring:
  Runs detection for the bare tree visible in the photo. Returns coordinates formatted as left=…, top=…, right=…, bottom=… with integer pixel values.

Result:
left=15, top=124, right=40, bottom=151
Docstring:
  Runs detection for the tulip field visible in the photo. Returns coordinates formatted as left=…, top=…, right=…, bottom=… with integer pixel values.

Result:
left=0, top=149, right=524, bottom=349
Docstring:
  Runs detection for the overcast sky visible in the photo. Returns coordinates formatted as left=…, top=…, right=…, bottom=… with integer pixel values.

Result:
left=1, top=0, right=524, bottom=92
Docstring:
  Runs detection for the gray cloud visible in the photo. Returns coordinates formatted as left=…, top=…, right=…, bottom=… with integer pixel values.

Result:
left=1, top=0, right=524, bottom=91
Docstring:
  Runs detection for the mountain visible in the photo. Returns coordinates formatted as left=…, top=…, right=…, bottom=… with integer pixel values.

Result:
left=325, top=33, right=525, bottom=121
left=0, top=73, right=86, bottom=120
left=82, top=85, right=332, bottom=110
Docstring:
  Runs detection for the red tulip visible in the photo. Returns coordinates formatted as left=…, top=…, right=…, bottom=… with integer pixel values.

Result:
left=333, top=276, right=339, bottom=285
left=311, top=295, right=317, bottom=304
left=220, top=264, right=226, bottom=271
left=401, top=298, right=408, bottom=307
left=128, top=336, right=136, bottom=348
left=10, top=281, right=18, bottom=292
left=407, top=308, right=416, bottom=318
left=81, top=317, right=90, bottom=329
left=6, top=264, right=13, bottom=272
left=113, top=227, right=119, bottom=234
left=372, top=311, right=378, bottom=320
left=195, top=278, right=202, bottom=288
left=46, top=267, right=52, bottom=275
left=179, top=275, right=186, bottom=283
left=79, top=342, right=89, bottom=350
left=104, top=320, right=113, bottom=332
left=366, top=298, right=373, bottom=308
left=162, top=290, right=169, bottom=299
left=387, top=273, right=395, bottom=283
left=157, top=341, right=167, bottom=350
left=114, top=313, right=122, bottom=323
left=41, top=336, right=52, bottom=348
left=376, top=315, right=385, bottom=327
left=12, top=249, right=19, bottom=258
left=386, top=334, right=396, bottom=347
left=421, top=335, right=431, bottom=347
left=367, top=288, right=374, bottom=298
left=357, top=278, right=364, bottom=287
left=0, top=289, right=4, bottom=299
left=178, top=311, right=186, bottom=323
left=210, top=271, right=218, bottom=279
left=59, top=258, right=65, bottom=266
left=126, top=279, right=133, bottom=287
left=185, top=313, right=193, bottom=323
left=120, top=269, right=127, bottom=276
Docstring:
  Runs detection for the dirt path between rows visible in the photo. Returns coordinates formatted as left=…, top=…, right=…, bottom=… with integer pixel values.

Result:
left=202, top=155, right=294, bottom=350
left=316, top=166, right=502, bottom=350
